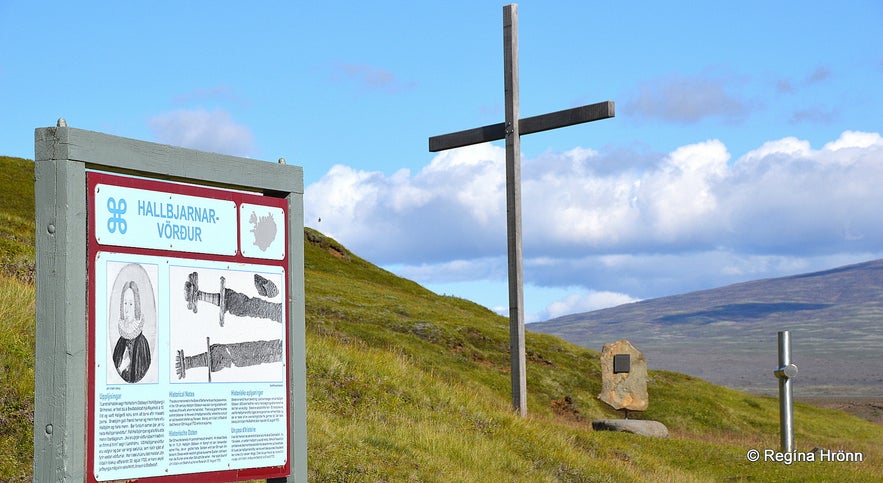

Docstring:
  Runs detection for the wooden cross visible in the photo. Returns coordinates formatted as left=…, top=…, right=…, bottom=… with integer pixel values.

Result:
left=429, top=4, right=614, bottom=416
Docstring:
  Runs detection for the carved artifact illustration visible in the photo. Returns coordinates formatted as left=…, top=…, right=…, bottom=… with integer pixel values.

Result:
left=184, top=271, right=283, bottom=325
left=175, top=338, right=283, bottom=380
left=172, top=266, right=285, bottom=382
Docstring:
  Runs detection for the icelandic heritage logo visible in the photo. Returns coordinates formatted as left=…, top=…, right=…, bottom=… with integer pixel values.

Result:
left=106, top=197, right=128, bottom=234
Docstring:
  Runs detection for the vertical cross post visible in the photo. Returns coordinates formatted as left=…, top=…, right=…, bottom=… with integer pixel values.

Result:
left=428, top=3, right=614, bottom=417
left=503, top=4, right=527, bottom=417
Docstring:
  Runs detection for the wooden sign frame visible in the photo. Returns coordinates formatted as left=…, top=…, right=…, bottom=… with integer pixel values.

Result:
left=34, top=125, right=307, bottom=483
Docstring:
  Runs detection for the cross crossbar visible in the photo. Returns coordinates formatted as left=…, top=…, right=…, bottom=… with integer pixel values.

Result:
left=427, top=3, right=614, bottom=417
left=429, top=100, right=615, bottom=152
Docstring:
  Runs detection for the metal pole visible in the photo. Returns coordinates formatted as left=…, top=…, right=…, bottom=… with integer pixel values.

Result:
left=503, top=3, right=527, bottom=417
left=774, top=331, right=798, bottom=452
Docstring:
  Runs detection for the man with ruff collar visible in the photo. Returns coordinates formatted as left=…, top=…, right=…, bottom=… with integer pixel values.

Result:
left=113, top=280, right=151, bottom=383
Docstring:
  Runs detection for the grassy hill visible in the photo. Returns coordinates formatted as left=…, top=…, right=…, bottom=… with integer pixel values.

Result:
left=532, top=261, right=883, bottom=397
left=2, top=155, right=882, bottom=481
left=0, top=156, right=35, bottom=283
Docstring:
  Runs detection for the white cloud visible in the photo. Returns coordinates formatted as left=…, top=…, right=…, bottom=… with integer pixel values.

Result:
left=305, top=130, right=883, bottom=312
left=522, top=149, right=640, bottom=246
left=306, top=143, right=507, bottom=263
left=524, top=250, right=883, bottom=300
left=640, top=140, right=729, bottom=240
left=419, top=143, right=507, bottom=225
left=543, top=291, right=641, bottom=320
left=390, top=257, right=506, bottom=284
left=148, top=108, right=256, bottom=157
left=737, top=136, right=812, bottom=163
left=395, top=249, right=883, bottom=321
left=822, top=131, right=881, bottom=151
left=725, top=131, right=883, bottom=252
left=520, top=138, right=732, bottom=248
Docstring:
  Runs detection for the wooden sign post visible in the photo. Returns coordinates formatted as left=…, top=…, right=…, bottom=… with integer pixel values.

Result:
left=429, top=4, right=615, bottom=416
left=34, top=121, right=307, bottom=482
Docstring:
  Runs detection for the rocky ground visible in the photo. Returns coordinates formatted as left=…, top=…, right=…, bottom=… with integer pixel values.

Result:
left=798, top=397, right=883, bottom=425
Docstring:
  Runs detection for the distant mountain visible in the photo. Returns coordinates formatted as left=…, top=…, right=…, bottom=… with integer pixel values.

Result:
left=530, top=260, right=883, bottom=396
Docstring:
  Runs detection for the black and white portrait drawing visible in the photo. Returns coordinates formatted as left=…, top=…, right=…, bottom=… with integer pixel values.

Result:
left=170, top=264, right=285, bottom=383
left=106, top=262, right=158, bottom=384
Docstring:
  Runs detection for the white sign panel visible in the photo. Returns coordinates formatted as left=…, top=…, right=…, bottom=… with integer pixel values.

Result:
left=239, top=203, right=286, bottom=260
left=94, top=184, right=237, bottom=255
left=92, top=252, right=287, bottom=481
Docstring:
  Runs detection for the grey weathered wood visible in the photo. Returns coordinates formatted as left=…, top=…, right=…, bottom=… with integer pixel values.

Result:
left=503, top=4, right=528, bottom=418
left=429, top=101, right=615, bottom=152
left=428, top=4, right=615, bottom=417
left=33, top=158, right=88, bottom=482
left=33, top=125, right=307, bottom=482
left=286, top=192, right=308, bottom=483
left=35, top=126, right=303, bottom=195
left=429, top=123, right=506, bottom=152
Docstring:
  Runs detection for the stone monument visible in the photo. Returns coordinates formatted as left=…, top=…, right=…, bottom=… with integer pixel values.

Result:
left=598, top=339, right=649, bottom=413
left=592, top=340, right=669, bottom=438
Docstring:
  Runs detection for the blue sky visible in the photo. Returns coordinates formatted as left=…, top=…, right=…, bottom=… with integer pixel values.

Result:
left=3, top=1, right=882, bottom=322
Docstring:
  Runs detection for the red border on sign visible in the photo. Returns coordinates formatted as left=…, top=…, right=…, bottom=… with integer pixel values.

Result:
left=85, top=171, right=291, bottom=483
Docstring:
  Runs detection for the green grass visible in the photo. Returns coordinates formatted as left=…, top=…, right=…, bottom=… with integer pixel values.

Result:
left=2, top=158, right=882, bottom=481
left=0, top=157, right=35, bottom=283
left=0, top=275, right=35, bottom=482
left=300, top=229, right=882, bottom=481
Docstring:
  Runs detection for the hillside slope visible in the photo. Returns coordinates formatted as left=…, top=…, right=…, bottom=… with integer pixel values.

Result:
left=0, top=156, right=35, bottom=283
left=1, top=156, right=881, bottom=481
left=301, top=230, right=882, bottom=480
left=531, top=261, right=883, bottom=396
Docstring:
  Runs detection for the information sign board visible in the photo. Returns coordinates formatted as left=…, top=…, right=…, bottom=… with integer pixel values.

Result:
left=86, top=172, right=290, bottom=482
left=93, top=183, right=238, bottom=255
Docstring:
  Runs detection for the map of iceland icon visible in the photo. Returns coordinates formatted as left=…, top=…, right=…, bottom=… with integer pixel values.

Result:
left=239, top=203, right=285, bottom=260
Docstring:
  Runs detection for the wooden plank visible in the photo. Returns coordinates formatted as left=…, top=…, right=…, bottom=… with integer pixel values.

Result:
left=35, top=127, right=304, bottom=195
left=286, top=191, right=309, bottom=483
left=520, top=101, right=615, bottom=136
left=503, top=3, right=527, bottom=417
left=429, top=101, right=615, bottom=152
left=33, top=159, right=58, bottom=482
left=33, top=159, right=88, bottom=482
left=429, top=123, right=506, bottom=152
